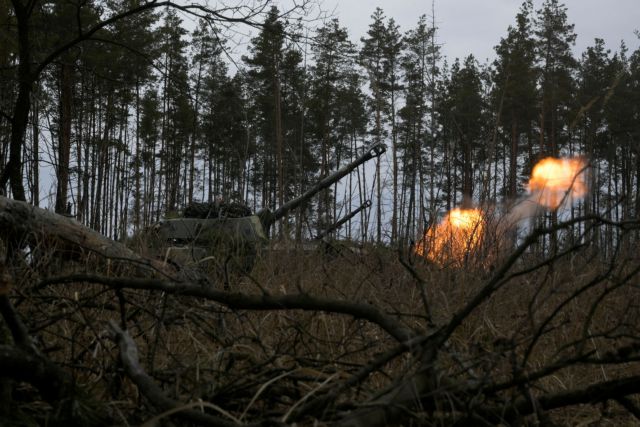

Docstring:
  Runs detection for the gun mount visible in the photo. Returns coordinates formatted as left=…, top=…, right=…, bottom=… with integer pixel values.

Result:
left=145, top=142, right=386, bottom=275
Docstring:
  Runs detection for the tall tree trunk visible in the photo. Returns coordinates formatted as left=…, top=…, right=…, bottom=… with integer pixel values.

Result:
left=93, top=93, right=112, bottom=232
left=509, top=120, right=518, bottom=199
left=30, top=93, right=39, bottom=206
left=55, top=62, right=73, bottom=214
left=539, top=106, right=545, bottom=157
left=79, top=83, right=95, bottom=225
left=274, top=71, right=284, bottom=235
left=375, top=84, right=382, bottom=244
left=462, top=140, right=473, bottom=206
left=134, top=80, right=141, bottom=231
left=391, top=84, right=398, bottom=244
left=0, top=2, right=30, bottom=201
left=189, top=62, right=203, bottom=204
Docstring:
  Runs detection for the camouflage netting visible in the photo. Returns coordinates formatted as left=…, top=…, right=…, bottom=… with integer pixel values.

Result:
left=183, top=201, right=252, bottom=219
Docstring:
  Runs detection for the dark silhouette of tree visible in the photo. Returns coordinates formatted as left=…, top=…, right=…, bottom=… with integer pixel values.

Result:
left=360, top=8, right=390, bottom=244
left=398, top=15, right=438, bottom=244
left=492, top=0, right=537, bottom=200
left=535, top=0, right=577, bottom=157
left=447, top=55, right=485, bottom=205
left=308, top=18, right=359, bottom=235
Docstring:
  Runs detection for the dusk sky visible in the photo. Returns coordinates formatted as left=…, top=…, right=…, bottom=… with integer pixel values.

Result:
left=320, top=0, right=640, bottom=62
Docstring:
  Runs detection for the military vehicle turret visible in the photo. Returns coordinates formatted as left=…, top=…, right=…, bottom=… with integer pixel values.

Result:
left=145, top=142, right=386, bottom=275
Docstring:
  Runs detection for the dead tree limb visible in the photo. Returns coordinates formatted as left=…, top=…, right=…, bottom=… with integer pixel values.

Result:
left=43, top=274, right=415, bottom=344
left=0, top=196, right=175, bottom=277
left=0, top=295, right=35, bottom=350
left=108, top=321, right=247, bottom=427
left=467, top=375, right=640, bottom=425
left=0, top=283, right=74, bottom=406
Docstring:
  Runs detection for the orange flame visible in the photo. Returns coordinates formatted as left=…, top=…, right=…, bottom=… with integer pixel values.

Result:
left=526, top=157, right=588, bottom=209
left=415, top=208, right=484, bottom=266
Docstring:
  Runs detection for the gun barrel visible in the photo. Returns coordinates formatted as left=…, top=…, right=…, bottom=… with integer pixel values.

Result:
left=270, top=143, right=386, bottom=225
left=315, top=200, right=372, bottom=240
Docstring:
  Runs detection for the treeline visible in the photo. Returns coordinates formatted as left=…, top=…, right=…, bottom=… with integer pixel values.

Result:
left=0, top=0, right=639, bottom=248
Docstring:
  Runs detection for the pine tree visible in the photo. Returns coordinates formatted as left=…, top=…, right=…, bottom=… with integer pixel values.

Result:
left=398, top=15, right=438, bottom=243
left=447, top=56, right=485, bottom=206
left=627, top=46, right=640, bottom=223
left=360, top=8, right=389, bottom=243
left=243, top=7, right=307, bottom=236
left=0, top=1, right=13, bottom=195
left=492, top=0, right=537, bottom=200
left=278, top=35, right=309, bottom=212
left=534, top=0, right=578, bottom=253
left=308, top=18, right=358, bottom=235
left=576, top=38, right=612, bottom=234
left=201, top=63, right=251, bottom=202
left=243, top=6, right=287, bottom=214
left=158, top=8, right=193, bottom=213
left=535, top=0, right=577, bottom=157
left=0, top=0, right=164, bottom=205
left=359, top=8, right=403, bottom=243
left=76, top=0, right=157, bottom=230
left=189, top=19, right=223, bottom=203
left=139, top=89, right=162, bottom=227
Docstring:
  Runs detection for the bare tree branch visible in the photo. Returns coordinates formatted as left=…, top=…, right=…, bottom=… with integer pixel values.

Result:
left=42, top=274, right=415, bottom=344
left=108, top=321, right=241, bottom=427
left=0, top=195, right=177, bottom=278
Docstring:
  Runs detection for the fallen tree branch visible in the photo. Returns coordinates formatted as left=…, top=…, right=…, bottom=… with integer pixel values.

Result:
left=465, top=375, right=640, bottom=425
left=0, top=295, right=35, bottom=350
left=108, top=321, right=241, bottom=427
left=44, top=274, right=415, bottom=344
left=333, top=366, right=446, bottom=427
left=0, top=196, right=174, bottom=278
left=289, top=333, right=434, bottom=422
left=0, top=275, right=83, bottom=419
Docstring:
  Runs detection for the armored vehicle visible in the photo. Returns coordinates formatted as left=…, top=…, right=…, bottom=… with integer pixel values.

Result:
left=146, top=142, right=386, bottom=275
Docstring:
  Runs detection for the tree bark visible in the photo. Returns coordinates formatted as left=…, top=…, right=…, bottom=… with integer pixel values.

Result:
left=0, top=1, right=31, bottom=201
left=0, top=195, right=173, bottom=276
left=55, top=61, right=73, bottom=214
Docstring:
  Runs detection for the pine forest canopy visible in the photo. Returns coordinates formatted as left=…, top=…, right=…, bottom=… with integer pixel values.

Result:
left=0, top=0, right=638, bottom=249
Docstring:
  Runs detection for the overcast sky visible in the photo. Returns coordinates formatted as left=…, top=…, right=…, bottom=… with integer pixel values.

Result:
left=319, top=0, right=640, bottom=63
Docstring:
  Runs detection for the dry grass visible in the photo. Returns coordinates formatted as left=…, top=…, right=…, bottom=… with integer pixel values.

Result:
left=3, top=228, right=640, bottom=425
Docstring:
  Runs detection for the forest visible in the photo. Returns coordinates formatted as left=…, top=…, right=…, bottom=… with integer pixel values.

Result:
left=1, top=0, right=640, bottom=425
